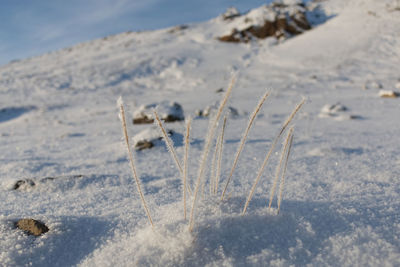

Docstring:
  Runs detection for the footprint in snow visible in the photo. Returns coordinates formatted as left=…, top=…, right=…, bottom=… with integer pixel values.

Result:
left=0, top=106, right=37, bottom=123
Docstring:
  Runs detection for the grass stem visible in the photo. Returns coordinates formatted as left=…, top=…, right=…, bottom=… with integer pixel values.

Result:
left=118, top=97, right=154, bottom=228
left=221, top=90, right=269, bottom=200
left=277, top=132, right=294, bottom=214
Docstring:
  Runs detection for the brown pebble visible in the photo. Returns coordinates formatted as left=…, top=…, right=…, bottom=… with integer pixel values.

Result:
left=15, top=218, right=49, bottom=236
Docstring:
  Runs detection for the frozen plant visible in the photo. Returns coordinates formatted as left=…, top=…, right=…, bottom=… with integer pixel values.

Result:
left=117, top=79, right=304, bottom=232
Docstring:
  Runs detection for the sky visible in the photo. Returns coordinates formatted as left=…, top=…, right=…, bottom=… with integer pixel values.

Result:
left=0, top=0, right=271, bottom=66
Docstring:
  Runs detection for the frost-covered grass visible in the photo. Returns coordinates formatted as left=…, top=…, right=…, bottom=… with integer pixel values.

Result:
left=120, top=79, right=302, bottom=234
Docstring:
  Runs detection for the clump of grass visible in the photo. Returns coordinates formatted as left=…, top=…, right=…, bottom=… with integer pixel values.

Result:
left=118, top=81, right=303, bottom=232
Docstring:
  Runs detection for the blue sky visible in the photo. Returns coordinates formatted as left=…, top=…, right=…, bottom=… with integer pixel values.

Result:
left=0, top=0, right=270, bottom=66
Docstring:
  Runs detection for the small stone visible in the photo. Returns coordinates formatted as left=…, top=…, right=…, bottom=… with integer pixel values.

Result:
left=196, top=103, right=240, bottom=118
left=15, top=219, right=49, bottom=236
left=13, top=179, right=35, bottom=190
left=379, top=90, right=399, bottom=98
left=222, top=7, right=240, bottom=20
left=320, top=103, right=347, bottom=114
left=135, top=140, right=154, bottom=150
left=318, top=103, right=361, bottom=120
left=133, top=102, right=184, bottom=124
left=133, top=127, right=177, bottom=150
left=364, top=80, right=383, bottom=90
left=168, top=25, right=188, bottom=34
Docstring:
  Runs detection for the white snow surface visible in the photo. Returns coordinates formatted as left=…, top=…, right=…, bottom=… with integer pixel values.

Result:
left=1, top=0, right=400, bottom=266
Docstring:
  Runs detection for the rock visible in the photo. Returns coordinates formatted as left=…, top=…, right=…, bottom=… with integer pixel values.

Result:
left=13, top=179, right=35, bottom=190
left=320, top=103, right=347, bottom=114
left=132, top=127, right=177, bottom=150
left=15, top=218, right=49, bottom=236
left=363, top=80, right=383, bottom=90
left=196, top=104, right=240, bottom=118
left=135, top=140, right=154, bottom=151
left=12, top=175, right=84, bottom=191
left=168, top=25, right=189, bottom=34
left=133, top=116, right=154, bottom=124
left=133, top=102, right=184, bottom=124
left=319, top=103, right=361, bottom=121
left=379, top=90, right=399, bottom=98
left=222, top=7, right=241, bottom=20
left=218, top=1, right=311, bottom=43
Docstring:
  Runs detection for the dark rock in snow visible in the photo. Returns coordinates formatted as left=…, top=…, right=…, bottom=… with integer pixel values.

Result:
left=133, top=127, right=180, bottom=150
left=222, top=7, right=241, bottom=20
left=196, top=104, right=240, bottom=118
left=168, top=25, right=189, bottom=34
left=379, top=90, right=399, bottom=98
left=13, top=179, right=35, bottom=190
left=219, top=0, right=312, bottom=43
left=133, top=102, right=184, bottom=124
left=135, top=140, right=155, bottom=151
left=15, top=218, right=49, bottom=236
left=12, top=175, right=84, bottom=191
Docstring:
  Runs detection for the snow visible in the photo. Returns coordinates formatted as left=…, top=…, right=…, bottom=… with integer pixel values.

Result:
left=1, top=0, right=400, bottom=266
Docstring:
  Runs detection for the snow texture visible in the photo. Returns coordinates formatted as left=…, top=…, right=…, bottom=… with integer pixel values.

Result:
left=1, top=0, right=400, bottom=266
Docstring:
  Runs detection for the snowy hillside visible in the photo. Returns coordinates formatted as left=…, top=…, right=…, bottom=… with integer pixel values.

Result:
left=1, top=0, right=400, bottom=266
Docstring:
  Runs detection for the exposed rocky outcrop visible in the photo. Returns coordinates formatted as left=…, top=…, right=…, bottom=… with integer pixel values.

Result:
left=219, top=0, right=312, bottom=42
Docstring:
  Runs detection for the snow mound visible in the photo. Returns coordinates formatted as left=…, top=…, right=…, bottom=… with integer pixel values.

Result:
left=80, top=198, right=335, bottom=266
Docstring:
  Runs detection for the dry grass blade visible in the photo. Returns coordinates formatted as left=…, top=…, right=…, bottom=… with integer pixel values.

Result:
left=118, top=97, right=154, bottom=228
left=183, top=117, right=192, bottom=220
left=153, top=110, right=183, bottom=175
left=242, top=98, right=304, bottom=215
left=277, top=132, right=294, bottom=215
left=189, top=76, right=235, bottom=232
left=214, top=116, right=227, bottom=195
left=221, top=90, right=270, bottom=200
left=210, top=133, right=219, bottom=195
left=278, top=98, right=304, bottom=137
left=268, top=127, right=294, bottom=209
